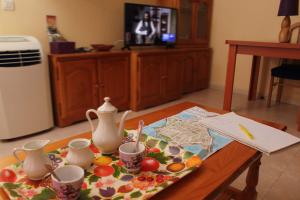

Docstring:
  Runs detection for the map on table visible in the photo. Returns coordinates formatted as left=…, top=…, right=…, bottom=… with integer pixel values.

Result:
left=142, top=106, right=233, bottom=160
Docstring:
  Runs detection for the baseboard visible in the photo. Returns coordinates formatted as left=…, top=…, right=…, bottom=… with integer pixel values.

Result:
left=209, top=84, right=300, bottom=106
left=209, top=84, right=248, bottom=95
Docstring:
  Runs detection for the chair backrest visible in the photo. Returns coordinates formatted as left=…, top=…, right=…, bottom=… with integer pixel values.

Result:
left=283, top=23, right=300, bottom=65
left=289, top=22, right=300, bottom=44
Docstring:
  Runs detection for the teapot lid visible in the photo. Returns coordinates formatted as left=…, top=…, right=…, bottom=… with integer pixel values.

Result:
left=98, top=97, right=117, bottom=113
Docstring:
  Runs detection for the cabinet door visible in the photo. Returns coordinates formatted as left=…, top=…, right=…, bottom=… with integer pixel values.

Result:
left=178, top=0, right=194, bottom=43
left=194, top=0, right=212, bottom=44
left=193, top=50, right=211, bottom=90
left=164, top=54, right=183, bottom=101
left=98, top=56, right=130, bottom=111
left=182, top=54, right=195, bottom=93
left=58, top=59, right=98, bottom=125
left=137, top=55, right=165, bottom=109
left=159, top=0, right=212, bottom=46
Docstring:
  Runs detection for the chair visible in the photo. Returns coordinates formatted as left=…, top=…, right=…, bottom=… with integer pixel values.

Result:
left=267, top=23, right=300, bottom=107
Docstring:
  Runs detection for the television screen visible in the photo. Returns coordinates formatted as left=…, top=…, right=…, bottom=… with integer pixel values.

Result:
left=124, top=3, right=177, bottom=46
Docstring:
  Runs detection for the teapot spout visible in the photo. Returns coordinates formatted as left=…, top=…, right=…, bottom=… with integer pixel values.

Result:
left=118, top=110, right=132, bottom=137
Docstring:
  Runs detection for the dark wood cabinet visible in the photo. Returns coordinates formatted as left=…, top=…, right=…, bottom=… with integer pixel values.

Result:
left=181, top=49, right=211, bottom=93
left=131, top=51, right=182, bottom=111
left=130, top=48, right=210, bottom=111
left=164, top=54, right=183, bottom=101
left=194, top=50, right=211, bottom=90
left=137, top=55, right=165, bottom=108
left=57, top=59, right=98, bottom=125
left=50, top=49, right=210, bottom=125
left=49, top=52, right=130, bottom=127
left=182, top=54, right=196, bottom=93
left=158, top=0, right=213, bottom=47
left=98, top=57, right=130, bottom=111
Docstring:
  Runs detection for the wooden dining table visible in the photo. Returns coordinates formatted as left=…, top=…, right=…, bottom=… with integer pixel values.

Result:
left=223, top=40, right=300, bottom=131
left=0, top=102, right=286, bottom=200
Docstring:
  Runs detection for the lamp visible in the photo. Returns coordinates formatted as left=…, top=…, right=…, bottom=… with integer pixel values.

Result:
left=278, top=0, right=299, bottom=42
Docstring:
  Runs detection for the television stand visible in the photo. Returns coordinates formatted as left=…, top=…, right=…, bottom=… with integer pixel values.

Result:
left=165, top=43, right=175, bottom=49
left=122, top=45, right=131, bottom=51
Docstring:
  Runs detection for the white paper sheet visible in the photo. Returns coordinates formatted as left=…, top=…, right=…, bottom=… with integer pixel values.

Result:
left=199, top=112, right=300, bottom=154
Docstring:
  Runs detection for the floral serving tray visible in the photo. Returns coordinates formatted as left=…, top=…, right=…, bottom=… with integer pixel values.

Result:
left=0, top=130, right=202, bottom=200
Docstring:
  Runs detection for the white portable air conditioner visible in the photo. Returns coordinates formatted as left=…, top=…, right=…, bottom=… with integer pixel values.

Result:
left=0, top=36, right=53, bottom=139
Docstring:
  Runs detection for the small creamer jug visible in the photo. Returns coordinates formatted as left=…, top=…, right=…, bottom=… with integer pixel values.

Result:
left=13, top=140, right=52, bottom=180
left=66, top=138, right=94, bottom=169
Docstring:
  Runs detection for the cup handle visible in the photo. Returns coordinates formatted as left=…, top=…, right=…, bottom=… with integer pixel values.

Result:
left=13, top=148, right=24, bottom=164
left=86, top=109, right=98, bottom=133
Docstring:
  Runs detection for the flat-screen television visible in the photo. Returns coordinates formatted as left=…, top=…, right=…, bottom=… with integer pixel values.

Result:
left=124, top=3, right=177, bottom=47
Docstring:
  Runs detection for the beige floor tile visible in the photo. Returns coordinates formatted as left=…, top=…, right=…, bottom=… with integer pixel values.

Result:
left=263, top=170, right=300, bottom=200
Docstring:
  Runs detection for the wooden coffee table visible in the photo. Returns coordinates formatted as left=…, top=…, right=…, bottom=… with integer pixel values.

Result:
left=0, top=102, right=286, bottom=200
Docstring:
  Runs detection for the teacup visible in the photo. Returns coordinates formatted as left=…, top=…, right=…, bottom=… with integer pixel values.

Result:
left=51, top=165, right=84, bottom=200
left=119, top=142, right=145, bottom=173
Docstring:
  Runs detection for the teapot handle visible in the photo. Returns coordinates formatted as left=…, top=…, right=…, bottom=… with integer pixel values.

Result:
left=13, top=148, right=24, bottom=164
left=86, top=109, right=98, bottom=133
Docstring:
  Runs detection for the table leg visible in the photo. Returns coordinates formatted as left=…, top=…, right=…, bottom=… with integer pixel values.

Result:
left=223, top=45, right=237, bottom=111
left=297, top=109, right=300, bottom=131
left=240, top=154, right=262, bottom=200
left=248, top=56, right=261, bottom=100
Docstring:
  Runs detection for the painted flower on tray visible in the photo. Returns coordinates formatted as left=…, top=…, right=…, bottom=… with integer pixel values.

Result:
left=82, top=182, right=87, bottom=190
left=131, top=174, right=156, bottom=190
left=18, top=188, right=38, bottom=198
left=89, top=143, right=100, bottom=154
left=18, top=177, right=41, bottom=188
left=102, top=178, right=115, bottom=186
left=95, top=181, right=104, bottom=188
left=60, top=151, right=68, bottom=158
left=94, top=166, right=115, bottom=177
left=0, top=169, right=17, bottom=183
left=166, top=162, right=185, bottom=172
left=117, top=184, right=134, bottom=193
left=16, top=169, right=25, bottom=176
left=141, top=157, right=160, bottom=172
left=116, top=160, right=125, bottom=167
left=48, top=154, right=63, bottom=164
left=148, top=147, right=161, bottom=153
left=99, top=187, right=115, bottom=198
left=186, top=155, right=202, bottom=168
left=120, top=174, right=134, bottom=182
left=93, top=156, right=112, bottom=166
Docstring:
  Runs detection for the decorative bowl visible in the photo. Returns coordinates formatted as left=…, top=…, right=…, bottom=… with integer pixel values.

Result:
left=91, top=44, right=114, bottom=51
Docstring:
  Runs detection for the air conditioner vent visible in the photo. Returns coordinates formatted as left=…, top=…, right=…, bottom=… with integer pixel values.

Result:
left=0, top=49, right=41, bottom=67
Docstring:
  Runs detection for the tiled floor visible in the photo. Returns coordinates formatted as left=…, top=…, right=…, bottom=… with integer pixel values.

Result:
left=1, top=88, right=299, bottom=200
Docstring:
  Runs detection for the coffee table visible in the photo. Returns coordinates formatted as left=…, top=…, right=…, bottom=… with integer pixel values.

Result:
left=0, top=102, right=286, bottom=200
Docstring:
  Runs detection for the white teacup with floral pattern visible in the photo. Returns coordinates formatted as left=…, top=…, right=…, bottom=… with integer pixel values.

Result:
left=119, top=142, right=145, bottom=173
left=51, top=165, right=84, bottom=200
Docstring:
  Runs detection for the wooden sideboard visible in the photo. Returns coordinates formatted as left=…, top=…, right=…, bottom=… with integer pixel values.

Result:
left=130, top=48, right=211, bottom=111
left=49, top=52, right=130, bottom=127
left=49, top=48, right=211, bottom=126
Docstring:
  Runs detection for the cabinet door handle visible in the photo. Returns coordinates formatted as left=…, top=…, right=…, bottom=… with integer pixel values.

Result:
left=161, top=76, right=167, bottom=80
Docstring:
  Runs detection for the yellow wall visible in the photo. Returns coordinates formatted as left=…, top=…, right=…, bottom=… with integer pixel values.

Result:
left=1, top=0, right=299, bottom=105
left=210, top=0, right=300, bottom=105
left=0, top=0, right=157, bottom=52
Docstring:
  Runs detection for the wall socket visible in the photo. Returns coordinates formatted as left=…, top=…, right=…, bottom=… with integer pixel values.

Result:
left=2, top=0, right=15, bottom=11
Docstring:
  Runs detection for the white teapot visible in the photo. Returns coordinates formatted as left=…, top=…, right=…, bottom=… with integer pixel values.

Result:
left=13, top=140, right=52, bottom=180
left=86, top=97, right=131, bottom=154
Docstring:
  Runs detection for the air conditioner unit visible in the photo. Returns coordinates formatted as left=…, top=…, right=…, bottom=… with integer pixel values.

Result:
left=0, top=36, right=53, bottom=139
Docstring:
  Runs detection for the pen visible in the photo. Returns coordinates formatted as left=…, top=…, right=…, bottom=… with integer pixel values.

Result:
left=238, top=124, right=254, bottom=140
